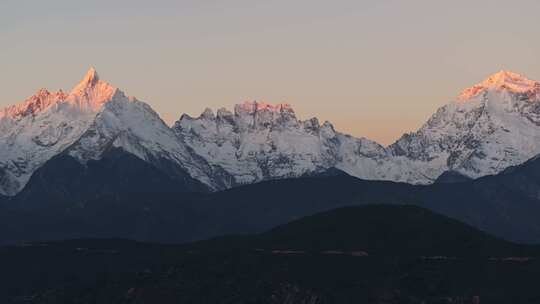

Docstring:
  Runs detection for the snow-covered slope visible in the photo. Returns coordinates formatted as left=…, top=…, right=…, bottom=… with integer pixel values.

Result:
left=0, top=68, right=216, bottom=196
left=64, top=72, right=219, bottom=190
left=390, top=71, right=540, bottom=182
left=173, top=101, right=394, bottom=186
left=3, top=69, right=540, bottom=196
left=174, top=71, right=540, bottom=186
left=0, top=69, right=111, bottom=195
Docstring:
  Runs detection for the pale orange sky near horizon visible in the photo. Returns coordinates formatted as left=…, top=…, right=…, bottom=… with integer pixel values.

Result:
left=1, top=0, right=540, bottom=145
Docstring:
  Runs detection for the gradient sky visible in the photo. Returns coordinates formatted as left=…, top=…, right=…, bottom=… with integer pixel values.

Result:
left=2, top=0, right=540, bottom=145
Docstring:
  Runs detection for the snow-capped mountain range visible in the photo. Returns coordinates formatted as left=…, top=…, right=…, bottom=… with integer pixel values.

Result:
left=390, top=70, right=540, bottom=180
left=0, top=68, right=223, bottom=196
left=1, top=69, right=540, bottom=196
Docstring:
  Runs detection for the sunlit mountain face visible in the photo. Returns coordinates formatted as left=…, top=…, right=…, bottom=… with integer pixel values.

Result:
left=0, top=68, right=222, bottom=196
left=3, top=69, right=540, bottom=196
left=389, top=70, right=540, bottom=180
left=0, top=68, right=117, bottom=196
left=457, top=71, right=540, bottom=101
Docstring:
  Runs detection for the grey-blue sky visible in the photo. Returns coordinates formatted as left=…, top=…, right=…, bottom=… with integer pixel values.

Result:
left=1, top=0, right=539, bottom=144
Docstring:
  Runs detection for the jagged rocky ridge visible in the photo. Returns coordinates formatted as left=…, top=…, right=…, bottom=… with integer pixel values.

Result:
left=173, top=102, right=390, bottom=187
left=175, top=71, right=540, bottom=187
left=2, top=69, right=540, bottom=196
left=0, top=68, right=224, bottom=196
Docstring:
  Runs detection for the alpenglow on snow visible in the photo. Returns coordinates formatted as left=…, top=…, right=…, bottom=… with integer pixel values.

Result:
left=1, top=69, right=540, bottom=196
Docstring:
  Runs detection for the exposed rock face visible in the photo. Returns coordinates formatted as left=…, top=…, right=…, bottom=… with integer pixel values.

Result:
left=174, top=71, right=540, bottom=187
left=3, top=69, right=540, bottom=195
left=390, top=71, right=540, bottom=181
left=173, top=101, right=390, bottom=187
left=0, top=68, right=219, bottom=195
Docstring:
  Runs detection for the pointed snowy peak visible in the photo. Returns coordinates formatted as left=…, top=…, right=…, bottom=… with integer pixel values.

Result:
left=84, top=67, right=99, bottom=83
left=481, top=70, right=535, bottom=88
left=68, top=67, right=122, bottom=111
left=234, top=101, right=295, bottom=115
left=458, top=70, right=540, bottom=101
left=200, top=108, right=216, bottom=120
left=0, top=88, right=67, bottom=120
left=71, top=67, right=103, bottom=93
left=35, top=88, right=51, bottom=97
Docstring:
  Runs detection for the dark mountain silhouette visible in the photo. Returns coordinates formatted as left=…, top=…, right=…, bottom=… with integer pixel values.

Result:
left=434, top=170, right=473, bottom=183
left=254, top=205, right=527, bottom=257
left=14, top=147, right=207, bottom=209
left=1, top=205, right=539, bottom=303
left=4, top=153, right=540, bottom=245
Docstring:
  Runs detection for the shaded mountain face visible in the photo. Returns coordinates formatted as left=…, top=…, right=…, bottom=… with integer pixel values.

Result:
left=253, top=205, right=525, bottom=257
left=0, top=85, right=97, bottom=196
left=190, top=159, right=540, bottom=244
left=14, top=148, right=207, bottom=208
left=5, top=153, right=540, bottom=245
left=434, top=170, right=473, bottom=183
left=1, top=206, right=539, bottom=304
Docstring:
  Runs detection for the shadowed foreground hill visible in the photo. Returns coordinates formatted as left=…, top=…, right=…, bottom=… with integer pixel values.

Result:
left=254, top=205, right=526, bottom=257
left=1, top=205, right=539, bottom=303
left=14, top=148, right=208, bottom=208
left=4, top=152, right=540, bottom=245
